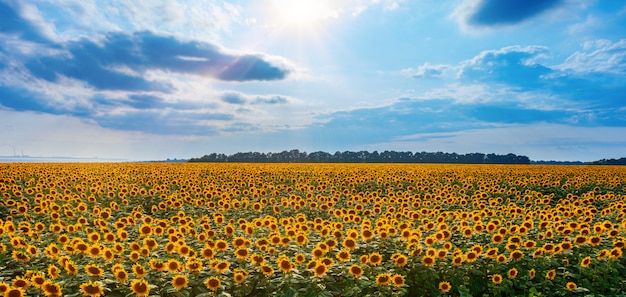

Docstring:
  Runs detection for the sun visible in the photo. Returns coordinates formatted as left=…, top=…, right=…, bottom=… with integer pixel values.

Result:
left=270, top=0, right=336, bottom=27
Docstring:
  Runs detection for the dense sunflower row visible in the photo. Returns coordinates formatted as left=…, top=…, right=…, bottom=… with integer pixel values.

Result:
left=0, top=163, right=625, bottom=296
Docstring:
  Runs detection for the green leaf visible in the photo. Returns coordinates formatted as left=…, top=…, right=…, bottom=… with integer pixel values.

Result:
left=458, top=286, right=473, bottom=297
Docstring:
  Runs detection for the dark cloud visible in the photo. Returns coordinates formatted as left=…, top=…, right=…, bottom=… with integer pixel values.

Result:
left=463, top=0, right=563, bottom=27
left=0, top=1, right=53, bottom=43
left=23, top=31, right=292, bottom=92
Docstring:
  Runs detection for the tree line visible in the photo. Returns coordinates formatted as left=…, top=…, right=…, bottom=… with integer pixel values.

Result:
left=188, top=149, right=531, bottom=164
left=588, top=158, right=626, bottom=165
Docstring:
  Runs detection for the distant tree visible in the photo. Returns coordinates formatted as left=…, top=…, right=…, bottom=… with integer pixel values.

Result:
left=189, top=150, right=531, bottom=164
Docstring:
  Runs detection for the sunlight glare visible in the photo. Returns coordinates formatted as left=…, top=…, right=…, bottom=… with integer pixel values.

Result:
left=271, top=0, right=336, bottom=27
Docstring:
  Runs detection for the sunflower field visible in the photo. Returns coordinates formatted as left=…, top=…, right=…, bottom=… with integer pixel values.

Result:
left=1, top=163, right=626, bottom=297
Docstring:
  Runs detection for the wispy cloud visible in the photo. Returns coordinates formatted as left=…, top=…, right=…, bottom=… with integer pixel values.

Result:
left=402, top=63, right=456, bottom=79
left=221, top=91, right=289, bottom=105
left=556, top=39, right=626, bottom=74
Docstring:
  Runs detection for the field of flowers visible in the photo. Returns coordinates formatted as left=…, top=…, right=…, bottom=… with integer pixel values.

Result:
left=1, top=163, right=625, bottom=297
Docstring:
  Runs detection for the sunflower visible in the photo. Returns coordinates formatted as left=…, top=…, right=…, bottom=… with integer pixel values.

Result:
left=384, top=273, right=402, bottom=287
left=178, top=245, right=191, bottom=257
left=114, top=269, right=129, bottom=283
left=589, top=236, right=602, bottom=246
left=132, top=264, right=147, bottom=278
left=80, top=281, right=104, bottom=297
left=129, top=251, right=140, bottom=262
left=42, top=280, right=62, bottom=297
left=580, top=256, right=592, bottom=268
left=492, top=274, right=503, bottom=284
left=278, top=257, right=293, bottom=273
left=85, top=264, right=104, bottom=277
left=348, top=264, right=363, bottom=278
left=87, top=232, right=101, bottom=243
left=295, top=234, right=308, bottom=245
left=343, top=238, right=357, bottom=250
left=47, top=265, right=60, bottom=279
left=448, top=254, right=462, bottom=266
left=251, top=254, right=265, bottom=265
left=0, top=282, right=8, bottom=295
left=523, top=240, right=536, bottom=250
left=65, top=261, right=79, bottom=275
left=609, top=247, right=623, bottom=259
left=566, top=282, right=577, bottom=291
left=143, top=237, right=158, bottom=250
left=295, top=253, right=306, bottom=263
left=31, top=273, right=46, bottom=288
left=529, top=268, right=536, bottom=279
left=496, top=254, right=507, bottom=264
left=510, top=250, right=524, bottom=261
left=260, top=264, right=274, bottom=276
left=369, top=252, right=383, bottom=266
left=421, top=255, right=435, bottom=267
left=12, top=250, right=30, bottom=262
left=465, top=251, right=478, bottom=263
left=507, top=268, right=518, bottom=279
left=233, top=269, right=249, bottom=284
left=597, top=249, right=609, bottom=260
left=171, top=275, right=188, bottom=290
left=205, top=276, right=220, bottom=291
left=438, top=281, right=451, bottom=293
left=215, top=240, right=228, bottom=251
left=201, top=247, right=215, bottom=260
left=4, top=288, right=25, bottom=297
left=375, top=273, right=391, bottom=285
left=231, top=236, right=246, bottom=248
left=485, top=247, right=498, bottom=259
left=12, top=276, right=29, bottom=289
left=393, top=253, right=408, bottom=267
left=214, top=260, right=230, bottom=273
left=546, top=269, right=556, bottom=280
left=186, top=258, right=203, bottom=272
left=167, top=259, right=183, bottom=273
left=149, top=259, right=166, bottom=272
left=492, top=234, right=504, bottom=244
left=311, top=247, right=324, bottom=259
left=130, top=279, right=150, bottom=297
left=336, top=249, right=351, bottom=263
left=314, top=263, right=328, bottom=278
left=165, top=242, right=177, bottom=254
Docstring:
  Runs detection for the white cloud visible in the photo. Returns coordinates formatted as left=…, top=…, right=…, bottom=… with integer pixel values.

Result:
left=402, top=63, right=456, bottom=79
left=557, top=39, right=626, bottom=74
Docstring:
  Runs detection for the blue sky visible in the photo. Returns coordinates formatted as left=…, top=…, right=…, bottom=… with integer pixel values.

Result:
left=1, top=0, right=625, bottom=161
